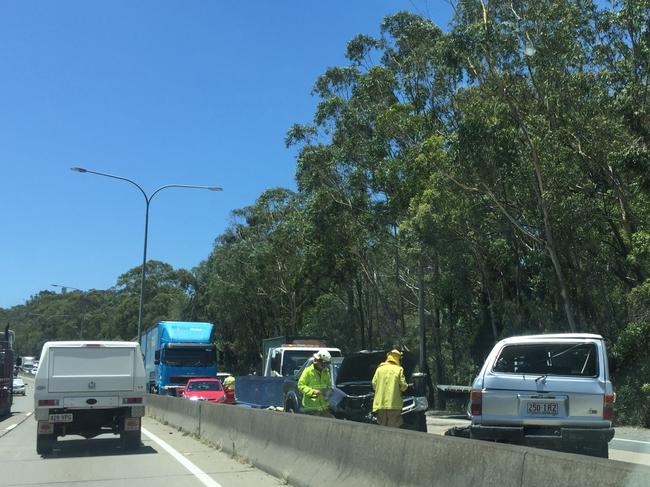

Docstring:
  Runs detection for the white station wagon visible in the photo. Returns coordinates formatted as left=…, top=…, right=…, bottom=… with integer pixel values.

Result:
left=469, top=334, right=615, bottom=458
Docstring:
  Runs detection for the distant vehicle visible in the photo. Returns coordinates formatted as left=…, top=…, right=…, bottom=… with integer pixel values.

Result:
left=33, top=341, right=146, bottom=455
left=183, top=378, right=226, bottom=403
left=12, top=378, right=26, bottom=395
left=140, top=321, right=217, bottom=395
left=0, top=326, right=16, bottom=416
left=468, top=334, right=615, bottom=458
left=20, top=356, right=36, bottom=374
left=283, top=351, right=429, bottom=432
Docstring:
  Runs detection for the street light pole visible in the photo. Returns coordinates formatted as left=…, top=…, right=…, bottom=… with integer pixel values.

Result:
left=70, top=167, right=222, bottom=342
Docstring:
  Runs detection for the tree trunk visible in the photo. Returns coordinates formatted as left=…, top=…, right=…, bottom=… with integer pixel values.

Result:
left=475, top=248, right=499, bottom=342
left=395, top=226, right=406, bottom=337
left=431, top=254, right=447, bottom=410
left=367, top=284, right=374, bottom=350
left=418, top=257, right=426, bottom=373
left=356, top=277, right=366, bottom=350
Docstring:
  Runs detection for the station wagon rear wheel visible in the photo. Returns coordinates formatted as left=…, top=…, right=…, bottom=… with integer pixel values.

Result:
left=588, top=441, right=608, bottom=459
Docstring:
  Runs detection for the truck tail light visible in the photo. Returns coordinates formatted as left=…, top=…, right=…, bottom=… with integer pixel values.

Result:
left=603, top=394, right=615, bottom=421
left=470, top=389, right=482, bottom=416
left=38, top=399, right=59, bottom=406
left=122, top=397, right=143, bottom=404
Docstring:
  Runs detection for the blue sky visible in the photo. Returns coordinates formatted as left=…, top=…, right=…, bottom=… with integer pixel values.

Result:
left=0, top=1, right=453, bottom=308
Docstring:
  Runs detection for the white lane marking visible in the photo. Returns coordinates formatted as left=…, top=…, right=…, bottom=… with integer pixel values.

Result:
left=5, top=424, right=17, bottom=431
left=142, top=427, right=224, bottom=487
left=614, top=438, right=650, bottom=446
left=26, top=412, right=32, bottom=417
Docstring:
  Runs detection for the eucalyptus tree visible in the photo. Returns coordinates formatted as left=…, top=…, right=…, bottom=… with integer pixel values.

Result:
left=189, top=188, right=324, bottom=372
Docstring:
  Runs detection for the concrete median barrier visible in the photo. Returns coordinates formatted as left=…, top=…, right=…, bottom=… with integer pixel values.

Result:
left=146, top=395, right=650, bottom=487
left=146, top=394, right=200, bottom=437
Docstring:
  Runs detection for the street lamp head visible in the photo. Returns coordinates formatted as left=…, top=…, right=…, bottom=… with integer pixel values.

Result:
left=70, top=167, right=88, bottom=173
left=208, top=186, right=223, bottom=192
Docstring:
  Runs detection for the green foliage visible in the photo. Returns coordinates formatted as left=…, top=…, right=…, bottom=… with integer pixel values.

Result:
left=2, top=261, right=193, bottom=356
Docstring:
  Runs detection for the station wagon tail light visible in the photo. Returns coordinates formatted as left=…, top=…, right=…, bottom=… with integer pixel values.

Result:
left=603, top=394, right=615, bottom=421
left=122, top=397, right=143, bottom=404
left=38, top=399, right=59, bottom=406
left=470, top=389, right=482, bottom=416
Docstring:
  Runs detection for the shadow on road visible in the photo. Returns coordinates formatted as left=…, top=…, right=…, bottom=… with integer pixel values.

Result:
left=41, top=437, right=156, bottom=459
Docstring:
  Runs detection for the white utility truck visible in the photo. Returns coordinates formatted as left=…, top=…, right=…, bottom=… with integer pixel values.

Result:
left=33, top=341, right=146, bottom=454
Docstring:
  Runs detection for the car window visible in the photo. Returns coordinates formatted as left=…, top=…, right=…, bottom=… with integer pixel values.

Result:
left=187, top=381, right=222, bottom=392
left=493, top=343, right=598, bottom=377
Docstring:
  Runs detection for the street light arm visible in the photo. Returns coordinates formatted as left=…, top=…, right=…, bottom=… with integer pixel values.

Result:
left=71, top=167, right=148, bottom=202
left=51, top=284, right=83, bottom=293
left=149, top=184, right=223, bottom=202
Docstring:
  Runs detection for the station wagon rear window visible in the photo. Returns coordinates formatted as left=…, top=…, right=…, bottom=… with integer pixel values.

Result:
left=492, top=342, right=598, bottom=377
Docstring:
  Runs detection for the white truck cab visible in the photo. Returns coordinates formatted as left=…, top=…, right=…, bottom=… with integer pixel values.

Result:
left=33, top=341, right=146, bottom=455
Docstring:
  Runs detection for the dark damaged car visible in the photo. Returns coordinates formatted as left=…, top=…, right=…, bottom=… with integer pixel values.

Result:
left=282, top=350, right=428, bottom=432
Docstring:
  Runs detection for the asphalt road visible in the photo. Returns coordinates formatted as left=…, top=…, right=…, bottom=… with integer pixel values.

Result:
left=0, top=381, right=284, bottom=487
left=425, top=413, right=650, bottom=466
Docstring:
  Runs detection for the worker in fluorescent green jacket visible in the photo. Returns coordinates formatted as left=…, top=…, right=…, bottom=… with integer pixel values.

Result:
left=372, top=349, right=408, bottom=428
left=297, top=349, right=334, bottom=417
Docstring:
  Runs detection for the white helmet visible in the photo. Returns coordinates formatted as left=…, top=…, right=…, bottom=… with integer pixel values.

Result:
left=313, top=349, right=332, bottom=364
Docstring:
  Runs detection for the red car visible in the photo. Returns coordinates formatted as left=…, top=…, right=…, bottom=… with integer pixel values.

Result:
left=183, top=378, right=226, bottom=403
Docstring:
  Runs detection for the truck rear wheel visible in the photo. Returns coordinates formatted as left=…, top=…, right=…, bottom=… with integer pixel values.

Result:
left=36, top=434, right=55, bottom=455
left=120, top=429, right=141, bottom=450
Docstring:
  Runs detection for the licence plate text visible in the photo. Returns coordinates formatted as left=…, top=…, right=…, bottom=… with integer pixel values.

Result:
left=49, top=413, right=73, bottom=423
left=527, top=402, right=558, bottom=416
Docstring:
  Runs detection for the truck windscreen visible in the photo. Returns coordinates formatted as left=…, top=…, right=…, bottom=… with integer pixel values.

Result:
left=282, top=351, right=314, bottom=376
left=163, top=348, right=216, bottom=367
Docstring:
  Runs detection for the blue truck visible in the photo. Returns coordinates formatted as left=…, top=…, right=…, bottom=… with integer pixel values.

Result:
left=140, top=321, right=217, bottom=395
